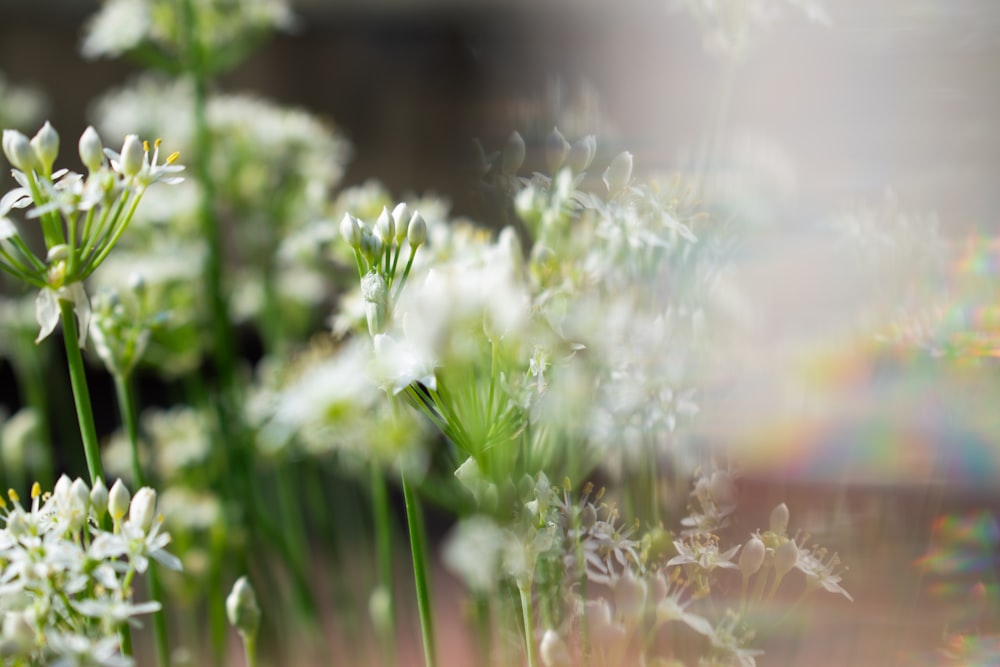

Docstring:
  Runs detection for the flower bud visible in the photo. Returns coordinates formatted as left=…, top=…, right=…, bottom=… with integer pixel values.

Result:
left=70, top=477, right=90, bottom=512
left=566, top=134, right=596, bottom=172
left=90, top=477, right=108, bottom=522
left=30, top=122, right=59, bottom=173
left=376, top=206, right=395, bottom=244
left=603, top=151, right=633, bottom=194
left=226, top=576, right=261, bottom=639
left=774, top=539, right=798, bottom=579
left=545, top=127, right=570, bottom=173
left=129, top=487, right=157, bottom=532
left=2, top=129, right=37, bottom=172
left=361, top=272, right=389, bottom=336
left=769, top=502, right=789, bottom=535
left=46, top=244, right=70, bottom=264
left=738, top=534, right=766, bottom=577
left=540, top=629, right=572, bottom=667
left=108, top=478, right=131, bottom=524
left=368, top=585, right=392, bottom=639
left=407, top=211, right=427, bottom=248
left=119, top=134, right=144, bottom=178
left=127, top=272, right=146, bottom=298
left=392, top=202, right=410, bottom=243
left=79, top=126, right=104, bottom=172
left=502, top=130, right=525, bottom=174
left=340, top=212, right=362, bottom=248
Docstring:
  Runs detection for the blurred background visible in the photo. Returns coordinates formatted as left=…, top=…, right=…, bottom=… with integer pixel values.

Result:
left=1, top=1, right=999, bottom=664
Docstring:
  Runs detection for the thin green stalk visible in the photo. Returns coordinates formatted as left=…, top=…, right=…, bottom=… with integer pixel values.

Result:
left=370, top=459, right=398, bottom=666
left=241, top=635, right=258, bottom=667
left=401, top=473, right=436, bottom=667
left=58, top=299, right=103, bottom=484
left=517, top=579, right=536, bottom=667
left=112, top=373, right=170, bottom=667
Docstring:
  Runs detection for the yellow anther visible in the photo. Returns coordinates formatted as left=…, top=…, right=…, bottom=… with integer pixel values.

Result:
left=0, top=496, right=6, bottom=509
left=31, top=482, right=41, bottom=499
left=8, top=489, right=19, bottom=503
left=143, top=140, right=150, bottom=153
left=154, top=138, right=162, bottom=149
left=166, top=151, right=180, bottom=164
left=594, top=486, right=606, bottom=501
left=562, top=477, right=572, bottom=492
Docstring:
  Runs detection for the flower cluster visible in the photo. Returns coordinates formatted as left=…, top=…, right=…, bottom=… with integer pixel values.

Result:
left=82, top=0, right=295, bottom=72
left=0, top=477, right=181, bottom=666
left=0, top=122, right=183, bottom=346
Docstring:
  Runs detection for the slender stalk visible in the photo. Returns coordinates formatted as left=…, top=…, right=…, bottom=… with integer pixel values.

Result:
left=241, top=635, right=258, bottom=667
left=58, top=299, right=103, bottom=484
left=370, top=459, right=398, bottom=666
left=517, top=578, right=537, bottom=667
left=401, top=473, right=436, bottom=667
left=112, top=373, right=170, bottom=667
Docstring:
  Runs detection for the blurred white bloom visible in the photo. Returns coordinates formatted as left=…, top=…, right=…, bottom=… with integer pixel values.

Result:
left=442, top=515, right=507, bottom=593
left=82, top=0, right=295, bottom=62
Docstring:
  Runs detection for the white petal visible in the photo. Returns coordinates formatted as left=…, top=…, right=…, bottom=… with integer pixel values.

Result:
left=67, top=283, right=91, bottom=347
left=34, top=288, right=60, bottom=343
left=0, top=216, right=16, bottom=240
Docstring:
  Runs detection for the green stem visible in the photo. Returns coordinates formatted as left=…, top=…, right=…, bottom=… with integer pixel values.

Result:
left=518, top=579, right=537, bottom=667
left=401, top=473, right=436, bottom=667
left=112, top=372, right=170, bottom=667
left=59, top=299, right=103, bottom=484
left=370, top=459, right=398, bottom=666
left=242, top=634, right=258, bottom=667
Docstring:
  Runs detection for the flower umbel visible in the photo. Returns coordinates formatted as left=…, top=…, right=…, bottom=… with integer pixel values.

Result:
left=0, top=123, right=183, bottom=345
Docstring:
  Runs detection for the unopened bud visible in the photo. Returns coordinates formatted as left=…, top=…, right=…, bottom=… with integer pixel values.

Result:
left=108, top=478, right=131, bottom=524
left=129, top=487, right=157, bottom=532
left=226, top=576, right=261, bottom=639
left=502, top=130, right=525, bottom=174
left=774, top=539, right=798, bottom=579
left=545, top=127, right=570, bottom=173
left=90, top=477, right=108, bottom=522
left=739, top=534, right=766, bottom=577
left=119, top=134, right=144, bottom=178
left=376, top=206, right=395, bottom=244
left=340, top=212, right=362, bottom=248
left=392, top=202, right=410, bottom=243
left=603, top=151, right=633, bottom=194
left=70, top=477, right=90, bottom=510
left=566, top=135, right=596, bottom=173
left=407, top=212, right=427, bottom=248
left=2, top=130, right=37, bottom=172
left=79, top=126, right=104, bottom=172
left=769, top=502, right=789, bottom=535
left=30, top=122, right=59, bottom=173
left=361, top=272, right=389, bottom=336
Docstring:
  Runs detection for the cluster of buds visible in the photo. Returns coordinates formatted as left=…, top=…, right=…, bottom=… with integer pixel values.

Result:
left=90, top=273, right=167, bottom=378
left=0, top=122, right=183, bottom=345
left=341, top=202, right=426, bottom=337
left=0, top=476, right=180, bottom=665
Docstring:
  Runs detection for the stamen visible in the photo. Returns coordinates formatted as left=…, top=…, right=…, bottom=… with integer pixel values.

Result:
left=166, top=151, right=181, bottom=164
left=8, top=489, right=19, bottom=503
left=31, top=482, right=41, bottom=499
